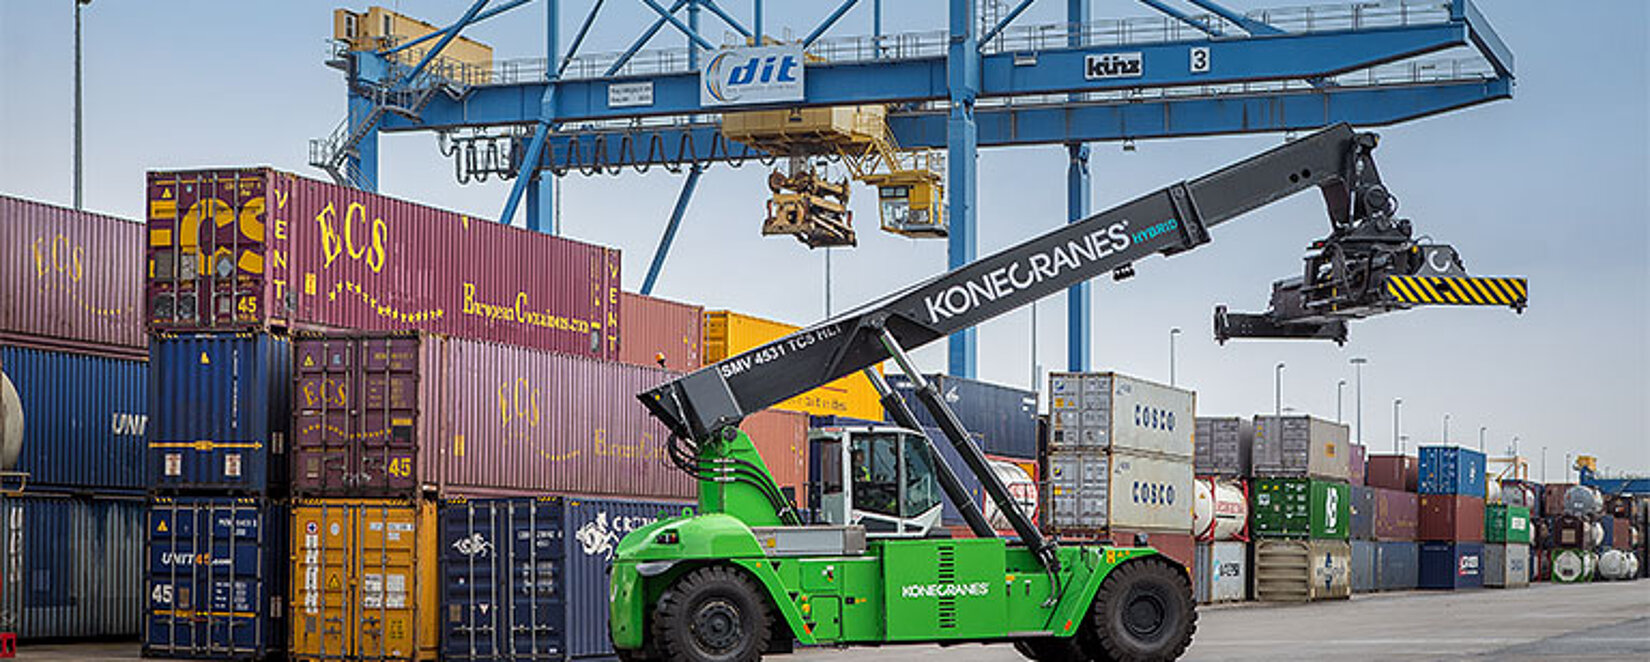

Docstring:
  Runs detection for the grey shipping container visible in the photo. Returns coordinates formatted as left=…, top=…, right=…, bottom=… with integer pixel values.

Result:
left=1376, top=541, right=1419, bottom=591
left=1350, top=485, right=1376, bottom=540
left=1193, top=417, right=1252, bottom=478
left=1251, top=415, right=1351, bottom=481
left=0, top=493, right=144, bottom=640
left=887, top=374, right=1038, bottom=459
left=1351, top=539, right=1378, bottom=593
left=1253, top=539, right=1351, bottom=602
left=0, top=343, right=148, bottom=493
left=1484, top=543, right=1530, bottom=588
left=1193, top=541, right=1247, bottom=604
left=1048, top=372, right=1195, bottom=458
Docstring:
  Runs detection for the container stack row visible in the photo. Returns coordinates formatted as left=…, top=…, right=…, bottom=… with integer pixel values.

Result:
left=1532, top=482, right=1643, bottom=583
left=1363, top=453, right=1422, bottom=592
left=1416, top=445, right=1491, bottom=590
left=1044, top=372, right=1198, bottom=583
left=0, top=195, right=149, bottom=642
left=1247, top=415, right=1354, bottom=602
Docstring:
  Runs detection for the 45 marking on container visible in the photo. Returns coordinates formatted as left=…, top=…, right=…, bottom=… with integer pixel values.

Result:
left=385, top=457, right=412, bottom=478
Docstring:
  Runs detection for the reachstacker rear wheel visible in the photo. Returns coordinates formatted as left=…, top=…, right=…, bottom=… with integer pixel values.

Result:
left=1014, top=556, right=1197, bottom=662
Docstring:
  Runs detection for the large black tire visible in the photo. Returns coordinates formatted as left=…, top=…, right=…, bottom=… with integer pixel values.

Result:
left=652, top=566, right=774, bottom=662
left=1014, top=637, right=1091, bottom=661
left=1085, top=557, right=1197, bottom=662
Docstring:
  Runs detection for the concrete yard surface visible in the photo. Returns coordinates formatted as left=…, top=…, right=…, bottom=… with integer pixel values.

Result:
left=19, top=581, right=1650, bottom=661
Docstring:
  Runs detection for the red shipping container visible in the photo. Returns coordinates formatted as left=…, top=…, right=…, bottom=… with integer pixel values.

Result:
left=1112, top=529, right=1197, bottom=585
left=1366, top=454, right=1418, bottom=492
left=1613, top=517, right=1631, bottom=551
left=740, top=409, right=809, bottom=509
left=291, top=332, right=693, bottom=499
left=145, top=169, right=620, bottom=358
left=1418, top=494, right=1484, bottom=542
left=1372, top=488, right=1419, bottom=540
left=1543, top=483, right=1575, bottom=517
left=1348, top=444, right=1367, bottom=486
left=618, top=292, right=703, bottom=371
left=0, top=195, right=146, bottom=353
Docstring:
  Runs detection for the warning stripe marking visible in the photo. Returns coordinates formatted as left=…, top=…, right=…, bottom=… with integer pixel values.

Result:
left=1385, top=276, right=1527, bottom=306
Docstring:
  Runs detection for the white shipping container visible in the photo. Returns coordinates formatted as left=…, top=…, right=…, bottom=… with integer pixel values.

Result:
left=1047, top=372, right=1194, bottom=458
left=1195, top=541, right=1248, bottom=604
left=1108, top=450, right=1194, bottom=531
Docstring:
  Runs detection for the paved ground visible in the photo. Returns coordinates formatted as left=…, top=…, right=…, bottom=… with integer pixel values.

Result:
left=20, top=580, right=1650, bottom=661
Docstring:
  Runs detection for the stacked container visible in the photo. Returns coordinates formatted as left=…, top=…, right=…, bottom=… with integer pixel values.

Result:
left=1416, top=446, right=1487, bottom=590
left=1483, top=504, right=1532, bottom=588
left=1362, top=453, right=1422, bottom=591
left=1249, top=416, right=1352, bottom=602
left=1, top=195, right=150, bottom=641
left=1045, top=372, right=1196, bottom=578
left=703, top=310, right=882, bottom=420
left=1191, top=477, right=1249, bottom=604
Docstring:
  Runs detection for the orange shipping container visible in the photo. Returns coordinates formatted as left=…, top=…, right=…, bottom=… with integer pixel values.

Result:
left=741, top=409, right=810, bottom=509
left=703, top=310, right=883, bottom=420
left=618, top=292, right=703, bottom=371
left=291, top=499, right=439, bottom=662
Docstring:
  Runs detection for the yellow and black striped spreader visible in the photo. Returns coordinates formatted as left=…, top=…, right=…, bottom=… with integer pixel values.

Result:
left=1383, top=275, right=1527, bottom=308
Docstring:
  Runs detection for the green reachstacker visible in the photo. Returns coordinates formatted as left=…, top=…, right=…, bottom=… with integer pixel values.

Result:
left=609, top=124, right=1528, bottom=662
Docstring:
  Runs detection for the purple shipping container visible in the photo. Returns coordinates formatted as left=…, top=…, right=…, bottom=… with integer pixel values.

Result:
left=1349, top=444, right=1367, bottom=486
left=292, top=333, right=693, bottom=499
left=145, top=169, right=621, bottom=359
left=1373, top=488, right=1419, bottom=540
left=0, top=195, right=146, bottom=354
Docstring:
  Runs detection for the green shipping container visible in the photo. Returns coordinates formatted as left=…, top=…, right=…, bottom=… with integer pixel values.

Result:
left=1485, top=504, right=1532, bottom=544
left=1251, top=478, right=1350, bottom=540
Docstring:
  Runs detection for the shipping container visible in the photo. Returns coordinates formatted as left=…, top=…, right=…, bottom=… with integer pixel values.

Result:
left=0, top=194, right=146, bottom=353
left=1348, top=444, right=1366, bottom=487
left=1192, top=477, right=1248, bottom=542
left=1193, top=541, right=1246, bottom=604
left=1192, top=417, right=1251, bottom=478
left=1532, top=545, right=1552, bottom=582
left=1563, top=485, right=1603, bottom=518
left=1541, top=483, right=1575, bottom=518
left=1376, top=541, right=1419, bottom=591
left=617, top=292, right=702, bottom=372
left=1551, top=514, right=1588, bottom=548
left=0, top=493, right=144, bottom=640
left=150, top=334, right=291, bottom=494
left=1349, top=485, right=1375, bottom=540
left=291, top=333, right=693, bottom=499
left=1251, top=415, right=1350, bottom=481
left=742, top=410, right=810, bottom=509
left=1550, top=548, right=1596, bottom=583
left=1596, top=549, right=1637, bottom=580
left=1483, top=543, right=1530, bottom=588
left=703, top=310, right=882, bottom=420
left=438, top=497, right=564, bottom=662
left=145, top=496, right=287, bottom=660
left=1249, top=478, right=1349, bottom=540
left=1418, top=446, right=1486, bottom=496
left=889, top=374, right=1038, bottom=459
left=1372, top=488, right=1419, bottom=541
left=1485, top=504, right=1531, bottom=544
left=145, top=169, right=621, bottom=359
left=1365, top=454, right=1418, bottom=492
left=1047, top=372, right=1194, bottom=458
left=290, top=498, right=439, bottom=662
left=1253, top=539, right=1351, bottom=602
left=562, top=496, right=693, bottom=658
left=1501, top=479, right=1542, bottom=518
left=1045, top=449, right=1192, bottom=533
left=0, top=343, right=147, bottom=493
left=1351, top=539, right=1377, bottom=593
left=1612, top=516, right=1631, bottom=551
left=1419, top=494, right=1485, bottom=542
left=1418, top=541, right=1484, bottom=590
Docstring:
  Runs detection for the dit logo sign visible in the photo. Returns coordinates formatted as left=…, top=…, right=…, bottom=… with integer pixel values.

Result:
left=701, top=45, right=805, bottom=106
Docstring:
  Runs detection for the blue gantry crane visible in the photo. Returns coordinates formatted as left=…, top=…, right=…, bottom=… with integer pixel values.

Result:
left=310, top=0, right=1514, bottom=379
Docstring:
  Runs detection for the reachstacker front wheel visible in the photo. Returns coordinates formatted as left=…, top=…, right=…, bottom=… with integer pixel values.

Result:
left=1016, top=556, right=1198, bottom=662
left=649, top=566, right=775, bottom=662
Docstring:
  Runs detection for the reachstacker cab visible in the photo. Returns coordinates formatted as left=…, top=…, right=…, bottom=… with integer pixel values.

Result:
left=608, top=124, right=1529, bottom=662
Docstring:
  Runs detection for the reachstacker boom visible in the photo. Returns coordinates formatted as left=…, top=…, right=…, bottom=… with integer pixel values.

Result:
left=609, top=124, right=1527, bottom=662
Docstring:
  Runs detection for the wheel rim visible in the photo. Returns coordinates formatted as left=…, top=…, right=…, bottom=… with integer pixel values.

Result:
left=690, top=598, right=743, bottom=655
left=1122, top=588, right=1168, bottom=642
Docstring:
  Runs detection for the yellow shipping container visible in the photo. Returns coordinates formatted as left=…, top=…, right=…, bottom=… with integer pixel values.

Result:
left=704, top=310, right=884, bottom=421
left=291, top=499, right=439, bottom=662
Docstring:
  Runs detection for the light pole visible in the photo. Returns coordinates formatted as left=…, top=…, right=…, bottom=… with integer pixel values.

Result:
left=1336, top=380, right=1347, bottom=423
left=74, top=0, right=93, bottom=209
left=1541, top=446, right=1547, bottom=482
left=1443, top=413, right=1451, bottom=445
left=1479, top=426, right=1487, bottom=453
left=1350, top=357, right=1367, bottom=446
left=1392, top=398, right=1403, bottom=453
left=1512, top=435, right=1520, bottom=458
left=1400, top=434, right=1411, bottom=455
left=1169, top=328, right=1182, bottom=386
left=1274, top=363, right=1285, bottom=417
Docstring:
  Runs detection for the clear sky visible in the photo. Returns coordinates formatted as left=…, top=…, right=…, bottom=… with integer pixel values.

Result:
left=2, top=1, right=1645, bottom=480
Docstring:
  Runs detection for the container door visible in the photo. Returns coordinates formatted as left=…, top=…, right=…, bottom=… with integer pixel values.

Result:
left=357, top=337, right=421, bottom=495
left=441, top=501, right=505, bottom=661
left=355, top=503, right=424, bottom=660
left=509, top=500, right=565, bottom=658
left=294, top=503, right=353, bottom=659
left=294, top=340, right=356, bottom=494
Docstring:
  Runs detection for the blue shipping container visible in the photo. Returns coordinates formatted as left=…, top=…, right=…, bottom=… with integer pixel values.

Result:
left=149, top=334, right=291, bottom=494
left=1418, top=446, right=1486, bottom=496
left=439, top=496, right=692, bottom=661
left=0, top=344, right=147, bottom=492
left=1376, top=541, right=1419, bottom=591
left=1351, top=539, right=1377, bottom=592
left=0, top=493, right=145, bottom=639
left=1350, top=485, right=1375, bottom=541
left=145, top=496, right=286, bottom=660
left=440, top=497, right=566, bottom=662
left=1600, top=515, right=1615, bottom=549
left=886, top=374, right=1038, bottom=459
left=1419, top=541, right=1484, bottom=590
